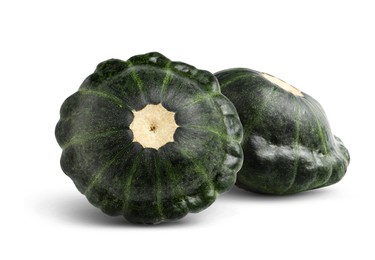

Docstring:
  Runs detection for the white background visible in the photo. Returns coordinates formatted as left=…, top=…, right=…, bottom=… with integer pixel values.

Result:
left=3, top=0, right=374, bottom=259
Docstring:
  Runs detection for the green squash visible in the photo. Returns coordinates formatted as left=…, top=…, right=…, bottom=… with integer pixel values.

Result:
left=215, top=68, right=350, bottom=195
left=55, top=52, right=243, bottom=224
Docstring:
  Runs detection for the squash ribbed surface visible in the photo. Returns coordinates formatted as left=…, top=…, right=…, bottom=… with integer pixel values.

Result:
left=215, top=68, right=349, bottom=195
left=56, top=52, right=243, bottom=223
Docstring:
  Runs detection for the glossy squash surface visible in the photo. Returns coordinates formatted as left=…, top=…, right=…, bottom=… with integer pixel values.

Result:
left=215, top=68, right=349, bottom=194
left=56, top=53, right=243, bottom=223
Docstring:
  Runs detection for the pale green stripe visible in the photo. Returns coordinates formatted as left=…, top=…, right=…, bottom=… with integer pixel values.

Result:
left=162, top=71, right=172, bottom=92
left=160, top=62, right=172, bottom=102
left=154, top=155, right=164, bottom=219
left=315, top=120, right=328, bottom=154
left=178, top=147, right=216, bottom=193
left=219, top=74, right=256, bottom=90
left=303, top=98, right=329, bottom=154
left=183, top=92, right=221, bottom=108
left=162, top=157, right=180, bottom=197
left=84, top=141, right=133, bottom=195
left=127, top=61, right=147, bottom=104
left=160, top=71, right=172, bottom=102
left=79, top=89, right=130, bottom=109
left=243, top=87, right=277, bottom=135
left=122, top=152, right=143, bottom=210
left=130, top=69, right=143, bottom=92
left=182, top=125, right=231, bottom=142
left=62, top=129, right=123, bottom=150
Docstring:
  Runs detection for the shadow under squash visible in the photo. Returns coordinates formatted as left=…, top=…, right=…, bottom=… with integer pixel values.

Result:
left=43, top=192, right=198, bottom=228
left=220, top=185, right=336, bottom=202
left=41, top=185, right=335, bottom=227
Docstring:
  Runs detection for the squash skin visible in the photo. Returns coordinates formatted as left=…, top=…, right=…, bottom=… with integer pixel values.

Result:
left=215, top=68, right=350, bottom=195
left=55, top=52, right=243, bottom=224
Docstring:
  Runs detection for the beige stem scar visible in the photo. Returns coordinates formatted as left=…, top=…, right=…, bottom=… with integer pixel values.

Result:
left=129, top=104, right=179, bottom=149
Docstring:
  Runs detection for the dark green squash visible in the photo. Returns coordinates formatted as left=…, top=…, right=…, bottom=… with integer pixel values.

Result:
left=215, top=68, right=350, bottom=195
left=55, top=52, right=243, bottom=224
